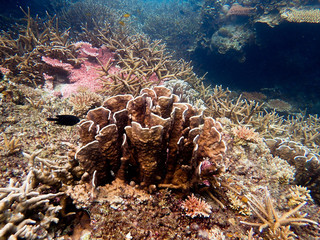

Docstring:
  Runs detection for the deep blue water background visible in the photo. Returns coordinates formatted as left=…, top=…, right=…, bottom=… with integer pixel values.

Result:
left=1, top=0, right=320, bottom=114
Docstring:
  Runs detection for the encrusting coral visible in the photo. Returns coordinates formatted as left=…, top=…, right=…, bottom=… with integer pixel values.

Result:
left=75, top=86, right=227, bottom=191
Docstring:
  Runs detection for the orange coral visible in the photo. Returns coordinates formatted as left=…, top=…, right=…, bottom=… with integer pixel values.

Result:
left=181, top=194, right=212, bottom=218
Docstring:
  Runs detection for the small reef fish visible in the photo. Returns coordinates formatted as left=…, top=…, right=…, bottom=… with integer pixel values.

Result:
left=119, top=20, right=125, bottom=26
left=47, top=115, right=80, bottom=126
left=123, top=13, right=131, bottom=18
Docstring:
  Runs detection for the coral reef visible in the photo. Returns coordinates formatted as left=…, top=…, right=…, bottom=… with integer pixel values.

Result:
left=141, top=0, right=202, bottom=59
left=96, top=34, right=191, bottom=96
left=68, top=90, right=103, bottom=116
left=267, top=99, right=293, bottom=113
left=0, top=8, right=78, bottom=86
left=1, top=3, right=320, bottom=239
left=41, top=42, right=115, bottom=97
left=1, top=58, right=320, bottom=239
left=0, top=133, right=22, bottom=156
left=287, top=185, right=313, bottom=207
left=232, top=126, right=261, bottom=144
left=163, top=79, right=204, bottom=107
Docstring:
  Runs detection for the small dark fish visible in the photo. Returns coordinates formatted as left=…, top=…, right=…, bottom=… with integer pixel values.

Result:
left=47, top=115, right=80, bottom=126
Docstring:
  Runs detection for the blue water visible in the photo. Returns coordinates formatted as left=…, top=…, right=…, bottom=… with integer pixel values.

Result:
left=1, top=0, right=320, bottom=113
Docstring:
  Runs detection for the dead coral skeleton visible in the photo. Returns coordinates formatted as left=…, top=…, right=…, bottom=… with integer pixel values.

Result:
left=240, top=188, right=318, bottom=238
left=22, top=148, right=83, bottom=186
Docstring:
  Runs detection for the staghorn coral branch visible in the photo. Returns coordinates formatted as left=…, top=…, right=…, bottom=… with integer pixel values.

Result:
left=240, top=187, right=318, bottom=236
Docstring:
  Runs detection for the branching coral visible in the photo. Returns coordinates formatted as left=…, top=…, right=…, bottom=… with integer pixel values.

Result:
left=97, top=35, right=183, bottom=96
left=287, top=185, right=313, bottom=207
left=241, top=188, right=318, bottom=238
left=207, top=93, right=263, bottom=125
left=181, top=193, right=212, bottom=218
left=226, top=190, right=251, bottom=216
left=286, top=113, right=320, bottom=148
left=0, top=8, right=78, bottom=86
left=78, top=26, right=199, bottom=97
left=68, top=90, right=103, bottom=115
left=0, top=171, right=64, bottom=239
left=0, top=133, right=22, bottom=155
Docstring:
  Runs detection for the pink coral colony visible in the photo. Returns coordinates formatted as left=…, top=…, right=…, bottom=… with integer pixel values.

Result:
left=41, top=42, right=115, bottom=97
left=181, top=194, right=212, bottom=218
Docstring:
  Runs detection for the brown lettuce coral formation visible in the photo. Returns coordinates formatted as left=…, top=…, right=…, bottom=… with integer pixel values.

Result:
left=75, top=86, right=227, bottom=191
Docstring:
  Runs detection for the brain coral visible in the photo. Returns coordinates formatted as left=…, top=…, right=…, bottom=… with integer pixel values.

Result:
left=75, top=86, right=227, bottom=191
